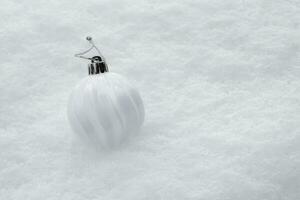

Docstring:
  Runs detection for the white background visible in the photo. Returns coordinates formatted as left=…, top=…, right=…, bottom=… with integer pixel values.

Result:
left=0, top=0, right=299, bottom=199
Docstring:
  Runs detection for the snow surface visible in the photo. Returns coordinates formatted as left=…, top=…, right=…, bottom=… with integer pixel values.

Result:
left=1, top=0, right=300, bottom=199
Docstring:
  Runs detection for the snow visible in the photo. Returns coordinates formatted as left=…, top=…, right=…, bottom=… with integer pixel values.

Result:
left=0, top=0, right=300, bottom=199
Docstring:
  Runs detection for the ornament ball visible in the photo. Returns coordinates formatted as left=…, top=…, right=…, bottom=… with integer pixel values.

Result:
left=68, top=37, right=145, bottom=150
left=68, top=72, right=144, bottom=149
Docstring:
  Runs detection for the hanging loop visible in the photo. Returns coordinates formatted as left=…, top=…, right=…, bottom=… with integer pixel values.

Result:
left=75, top=36, right=109, bottom=75
left=74, top=36, right=105, bottom=61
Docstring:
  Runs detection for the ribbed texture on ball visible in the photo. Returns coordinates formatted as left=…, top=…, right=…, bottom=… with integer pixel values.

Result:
left=68, top=73, right=144, bottom=149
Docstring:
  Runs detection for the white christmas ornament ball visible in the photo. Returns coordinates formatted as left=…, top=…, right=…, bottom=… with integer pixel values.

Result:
left=68, top=72, right=145, bottom=149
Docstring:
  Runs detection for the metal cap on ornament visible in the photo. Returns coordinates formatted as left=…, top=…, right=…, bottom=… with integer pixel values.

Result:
left=88, top=56, right=108, bottom=75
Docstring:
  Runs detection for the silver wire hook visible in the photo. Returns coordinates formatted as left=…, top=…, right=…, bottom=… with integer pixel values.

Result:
left=74, top=36, right=105, bottom=61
